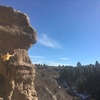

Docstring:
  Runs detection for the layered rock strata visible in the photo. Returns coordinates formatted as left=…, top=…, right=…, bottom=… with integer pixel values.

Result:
left=0, top=6, right=38, bottom=100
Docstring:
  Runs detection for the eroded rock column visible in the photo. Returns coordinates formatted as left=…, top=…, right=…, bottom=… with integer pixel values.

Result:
left=0, top=6, right=38, bottom=100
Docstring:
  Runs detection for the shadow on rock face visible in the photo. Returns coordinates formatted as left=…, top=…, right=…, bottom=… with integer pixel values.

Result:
left=0, top=6, right=38, bottom=100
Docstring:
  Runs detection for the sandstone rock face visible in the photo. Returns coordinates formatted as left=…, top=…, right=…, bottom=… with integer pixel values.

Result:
left=0, top=6, right=38, bottom=100
left=0, top=6, right=37, bottom=53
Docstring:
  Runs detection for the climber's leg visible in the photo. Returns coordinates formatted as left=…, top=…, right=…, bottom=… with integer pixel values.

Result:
left=4, top=60, right=10, bottom=76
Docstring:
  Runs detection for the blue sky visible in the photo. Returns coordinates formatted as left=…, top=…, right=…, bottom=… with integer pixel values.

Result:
left=1, top=0, right=100, bottom=66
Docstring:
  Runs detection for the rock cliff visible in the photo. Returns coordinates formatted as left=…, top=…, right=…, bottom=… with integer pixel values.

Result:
left=0, top=6, right=38, bottom=100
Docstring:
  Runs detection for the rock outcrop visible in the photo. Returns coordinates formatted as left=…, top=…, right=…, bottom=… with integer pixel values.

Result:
left=0, top=6, right=38, bottom=100
left=42, top=87, right=57, bottom=100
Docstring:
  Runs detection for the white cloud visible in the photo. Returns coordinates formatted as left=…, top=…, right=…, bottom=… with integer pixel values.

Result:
left=38, top=34, right=61, bottom=49
left=29, top=55, right=45, bottom=59
left=29, top=55, right=45, bottom=64
left=48, top=61, right=71, bottom=66
left=29, top=55, right=71, bottom=66
left=59, top=58, right=69, bottom=61
left=49, top=62, right=64, bottom=66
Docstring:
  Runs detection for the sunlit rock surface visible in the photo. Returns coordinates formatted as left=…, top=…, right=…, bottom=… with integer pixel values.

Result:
left=0, top=6, right=38, bottom=100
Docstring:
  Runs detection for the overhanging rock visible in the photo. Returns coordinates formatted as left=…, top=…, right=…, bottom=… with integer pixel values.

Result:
left=0, top=6, right=38, bottom=100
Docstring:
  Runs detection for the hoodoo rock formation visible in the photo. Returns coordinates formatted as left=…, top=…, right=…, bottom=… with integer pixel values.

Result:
left=0, top=6, right=38, bottom=100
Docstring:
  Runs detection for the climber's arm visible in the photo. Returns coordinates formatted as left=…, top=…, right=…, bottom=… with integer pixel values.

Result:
left=9, top=54, right=15, bottom=57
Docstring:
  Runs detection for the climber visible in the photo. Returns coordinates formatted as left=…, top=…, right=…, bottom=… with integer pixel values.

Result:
left=1, top=52, right=15, bottom=76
